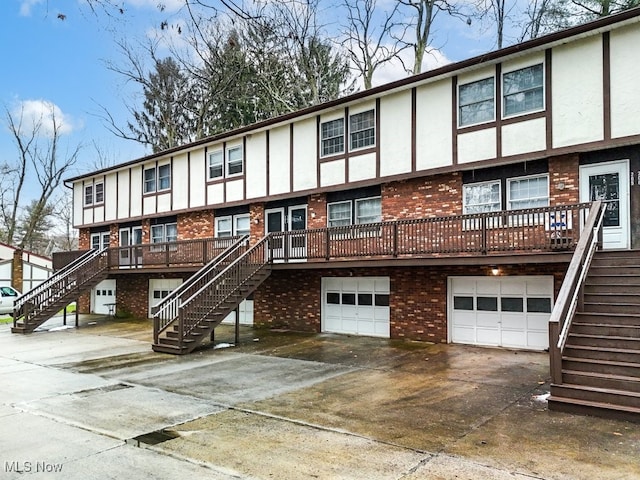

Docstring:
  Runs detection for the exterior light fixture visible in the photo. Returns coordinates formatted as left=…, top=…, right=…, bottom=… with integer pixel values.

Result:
left=491, top=266, right=500, bottom=276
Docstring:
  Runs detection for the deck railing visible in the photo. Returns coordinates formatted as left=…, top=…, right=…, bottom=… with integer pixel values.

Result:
left=268, top=203, right=592, bottom=262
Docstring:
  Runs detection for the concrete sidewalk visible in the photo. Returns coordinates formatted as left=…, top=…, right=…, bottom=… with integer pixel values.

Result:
left=0, top=315, right=638, bottom=479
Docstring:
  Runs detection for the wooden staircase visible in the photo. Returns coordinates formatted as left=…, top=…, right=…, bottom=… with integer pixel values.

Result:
left=152, top=235, right=271, bottom=354
left=12, top=248, right=109, bottom=333
left=549, top=250, right=640, bottom=422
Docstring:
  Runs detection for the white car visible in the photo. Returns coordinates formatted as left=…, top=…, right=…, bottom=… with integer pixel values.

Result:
left=0, top=286, right=20, bottom=315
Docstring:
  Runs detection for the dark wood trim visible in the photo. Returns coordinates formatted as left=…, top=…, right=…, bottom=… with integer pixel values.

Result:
left=243, top=136, right=248, bottom=200
left=602, top=31, right=611, bottom=141
left=289, top=124, right=294, bottom=192
left=375, top=98, right=381, bottom=178
left=315, top=117, right=320, bottom=188
left=495, top=63, right=503, bottom=160
left=170, top=157, right=174, bottom=211
left=452, top=76, right=458, bottom=165
left=128, top=168, right=132, bottom=219
left=502, top=110, right=547, bottom=126
left=272, top=252, right=573, bottom=270
left=204, top=146, right=209, bottom=206
left=223, top=141, right=227, bottom=204
left=115, top=171, right=119, bottom=218
left=67, top=7, right=640, bottom=184
left=319, top=147, right=376, bottom=164
left=267, top=130, right=271, bottom=196
left=187, top=151, right=191, bottom=208
left=139, top=165, right=143, bottom=217
left=411, top=88, right=417, bottom=172
left=344, top=107, right=350, bottom=183
left=545, top=49, right=553, bottom=150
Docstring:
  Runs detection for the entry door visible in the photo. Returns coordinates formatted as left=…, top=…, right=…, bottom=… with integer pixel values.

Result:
left=580, top=160, right=629, bottom=249
left=288, top=205, right=307, bottom=260
left=119, top=227, right=143, bottom=266
left=265, top=208, right=285, bottom=260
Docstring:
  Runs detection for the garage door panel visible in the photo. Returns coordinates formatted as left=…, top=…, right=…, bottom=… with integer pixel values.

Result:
left=477, top=329, right=500, bottom=345
left=450, top=276, right=553, bottom=351
left=322, top=277, right=390, bottom=338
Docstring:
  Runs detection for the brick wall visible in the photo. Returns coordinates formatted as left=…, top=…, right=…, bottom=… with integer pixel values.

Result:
left=179, top=210, right=214, bottom=239
left=254, top=263, right=568, bottom=343
left=382, top=172, right=462, bottom=221
left=116, top=272, right=189, bottom=319
left=78, top=228, right=90, bottom=250
left=250, top=203, right=265, bottom=245
left=308, top=193, right=327, bottom=229
left=11, top=249, right=23, bottom=292
left=549, top=154, right=579, bottom=206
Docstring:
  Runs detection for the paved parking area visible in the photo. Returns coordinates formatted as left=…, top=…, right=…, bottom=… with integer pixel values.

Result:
left=0, top=315, right=638, bottom=479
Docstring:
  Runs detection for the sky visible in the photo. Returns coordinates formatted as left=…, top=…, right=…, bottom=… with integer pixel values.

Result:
left=0, top=0, right=501, bottom=185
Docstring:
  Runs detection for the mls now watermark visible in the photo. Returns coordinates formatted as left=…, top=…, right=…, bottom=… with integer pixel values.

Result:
left=5, top=461, right=63, bottom=473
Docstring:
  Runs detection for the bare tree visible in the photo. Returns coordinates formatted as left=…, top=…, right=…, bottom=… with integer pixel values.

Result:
left=472, top=0, right=520, bottom=49
left=397, top=0, right=467, bottom=75
left=342, top=0, right=406, bottom=89
left=0, top=103, right=81, bottom=250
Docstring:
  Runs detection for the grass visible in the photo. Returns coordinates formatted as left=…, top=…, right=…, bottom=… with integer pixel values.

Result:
left=0, top=304, right=77, bottom=325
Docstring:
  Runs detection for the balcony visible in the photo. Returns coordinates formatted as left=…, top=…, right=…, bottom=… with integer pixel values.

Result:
left=55, top=203, right=592, bottom=272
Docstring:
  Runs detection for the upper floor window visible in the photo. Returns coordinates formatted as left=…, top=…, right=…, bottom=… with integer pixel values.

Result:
left=208, top=150, right=223, bottom=179
left=321, top=118, right=344, bottom=157
left=90, top=232, right=110, bottom=250
left=503, top=64, right=544, bottom=117
left=459, top=77, right=495, bottom=127
left=227, top=145, right=243, bottom=176
left=84, top=182, right=104, bottom=206
left=215, top=213, right=250, bottom=238
left=463, top=181, right=501, bottom=214
left=151, top=222, right=177, bottom=244
left=507, top=174, right=549, bottom=210
left=350, top=110, right=375, bottom=150
left=144, top=164, right=171, bottom=194
left=328, top=196, right=381, bottom=227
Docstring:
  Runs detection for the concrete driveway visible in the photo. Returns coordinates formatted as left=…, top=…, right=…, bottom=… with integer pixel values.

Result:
left=0, top=315, right=638, bottom=479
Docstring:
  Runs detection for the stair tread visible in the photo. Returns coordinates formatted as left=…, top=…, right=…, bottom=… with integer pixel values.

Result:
left=565, top=344, right=640, bottom=354
left=562, top=369, right=640, bottom=383
left=552, top=383, right=640, bottom=397
left=569, top=333, right=640, bottom=341
left=563, top=356, right=640, bottom=368
left=572, top=322, right=640, bottom=328
left=547, top=396, right=640, bottom=414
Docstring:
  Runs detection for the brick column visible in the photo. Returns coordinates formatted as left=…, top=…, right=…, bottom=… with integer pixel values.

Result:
left=250, top=203, right=265, bottom=245
left=11, top=249, right=23, bottom=292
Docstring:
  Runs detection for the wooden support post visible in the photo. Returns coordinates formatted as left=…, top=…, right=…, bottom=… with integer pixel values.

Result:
left=210, top=328, right=215, bottom=342
left=75, top=299, right=79, bottom=328
left=235, top=306, right=240, bottom=345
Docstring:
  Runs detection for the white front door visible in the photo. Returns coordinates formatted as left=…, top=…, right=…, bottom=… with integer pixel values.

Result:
left=580, top=160, right=630, bottom=250
left=265, top=208, right=285, bottom=260
left=288, top=204, right=307, bottom=260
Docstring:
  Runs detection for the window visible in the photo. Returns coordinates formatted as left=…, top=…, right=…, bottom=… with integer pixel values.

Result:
left=328, top=197, right=382, bottom=227
left=463, top=181, right=501, bottom=214
left=95, top=182, right=104, bottom=203
left=350, top=110, right=375, bottom=150
left=158, top=164, right=171, bottom=190
left=508, top=175, right=549, bottom=210
left=321, top=118, right=344, bottom=156
left=144, top=167, right=156, bottom=193
left=328, top=201, right=352, bottom=227
left=355, top=197, right=382, bottom=224
left=459, top=77, right=495, bottom=126
left=227, top=145, right=243, bottom=176
left=84, top=182, right=104, bottom=206
left=453, top=296, right=474, bottom=310
left=215, top=214, right=250, bottom=238
left=144, top=164, right=171, bottom=193
left=91, top=232, right=110, bottom=250
left=208, top=150, right=223, bottom=179
left=84, top=185, right=93, bottom=206
left=503, top=64, right=544, bottom=117
left=151, top=223, right=177, bottom=245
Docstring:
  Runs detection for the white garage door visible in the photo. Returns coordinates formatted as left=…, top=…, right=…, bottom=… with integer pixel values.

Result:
left=92, top=279, right=116, bottom=315
left=449, top=276, right=553, bottom=351
left=149, top=279, right=183, bottom=318
left=322, top=277, right=390, bottom=338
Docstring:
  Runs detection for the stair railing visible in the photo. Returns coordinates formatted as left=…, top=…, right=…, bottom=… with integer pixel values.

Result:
left=549, top=200, right=605, bottom=383
left=153, top=235, right=249, bottom=343
left=176, top=235, right=272, bottom=346
left=13, top=247, right=109, bottom=327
